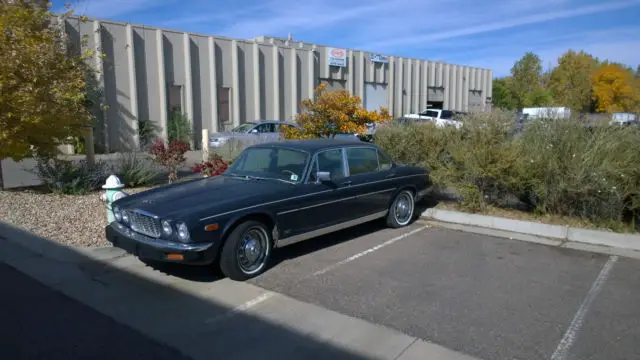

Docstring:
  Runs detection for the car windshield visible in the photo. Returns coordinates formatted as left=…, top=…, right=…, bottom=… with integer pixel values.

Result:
left=224, top=146, right=309, bottom=184
left=230, top=123, right=256, bottom=133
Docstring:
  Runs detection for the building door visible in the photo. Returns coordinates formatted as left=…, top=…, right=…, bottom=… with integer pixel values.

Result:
left=469, top=90, right=483, bottom=112
left=364, top=83, right=388, bottom=111
left=218, top=87, right=232, bottom=131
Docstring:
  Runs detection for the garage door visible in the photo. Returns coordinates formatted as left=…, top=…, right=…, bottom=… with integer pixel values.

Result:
left=364, top=83, right=388, bottom=111
left=428, top=87, right=444, bottom=102
left=469, top=90, right=483, bottom=112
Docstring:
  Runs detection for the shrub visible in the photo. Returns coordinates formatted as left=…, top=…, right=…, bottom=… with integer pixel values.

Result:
left=148, top=139, right=190, bottom=183
left=138, top=119, right=161, bottom=151
left=192, top=153, right=230, bottom=177
left=374, top=110, right=640, bottom=228
left=517, top=118, right=640, bottom=223
left=167, top=107, right=193, bottom=145
left=32, top=156, right=110, bottom=195
left=116, top=151, right=161, bottom=187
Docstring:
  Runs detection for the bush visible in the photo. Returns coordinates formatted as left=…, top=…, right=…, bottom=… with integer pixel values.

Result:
left=116, top=151, right=161, bottom=187
left=167, top=107, right=193, bottom=145
left=32, top=156, right=110, bottom=195
left=148, top=139, right=190, bottom=183
left=374, top=110, right=640, bottom=228
left=192, top=152, right=230, bottom=177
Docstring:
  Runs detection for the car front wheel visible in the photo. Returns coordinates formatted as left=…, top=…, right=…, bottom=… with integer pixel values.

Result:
left=386, top=190, right=415, bottom=228
left=219, top=220, right=272, bottom=281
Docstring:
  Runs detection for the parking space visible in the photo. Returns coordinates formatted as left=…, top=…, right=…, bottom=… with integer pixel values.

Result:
left=249, top=222, right=640, bottom=360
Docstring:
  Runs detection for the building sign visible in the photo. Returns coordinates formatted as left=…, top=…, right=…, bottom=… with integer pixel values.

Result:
left=328, top=47, right=347, bottom=67
left=369, top=53, right=388, bottom=63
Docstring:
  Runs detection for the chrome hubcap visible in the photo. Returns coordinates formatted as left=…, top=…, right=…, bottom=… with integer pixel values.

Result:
left=237, top=227, right=269, bottom=274
left=394, top=193, right=413, bottom=224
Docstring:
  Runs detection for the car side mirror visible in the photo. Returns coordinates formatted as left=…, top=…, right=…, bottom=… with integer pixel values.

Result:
left=316, top=171, right=331, bottom=183
left=249, top=129, right=258, bottom=134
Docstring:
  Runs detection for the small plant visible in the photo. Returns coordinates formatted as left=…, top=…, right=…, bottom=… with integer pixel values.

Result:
left=167, top=107, right=193, bottom=145
left=116, top=151, right=161, bottom=187
left=192, top=153, right=230, bottom=177
left=138, top=119, right=161, bottom=151
left=148, top=139, right=190, bottom=183
left=32, top=155, right=110, bottom=195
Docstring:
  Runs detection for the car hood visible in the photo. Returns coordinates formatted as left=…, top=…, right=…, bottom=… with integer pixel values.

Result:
left=114, top=175, right=291, bottom=219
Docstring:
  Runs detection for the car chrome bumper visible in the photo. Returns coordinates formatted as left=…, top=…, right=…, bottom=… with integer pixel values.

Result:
left=106, top=222, right=217, bottom=265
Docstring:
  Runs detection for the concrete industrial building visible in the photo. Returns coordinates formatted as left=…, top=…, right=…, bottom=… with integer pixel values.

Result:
left=62, top=16, right=493, bottom=152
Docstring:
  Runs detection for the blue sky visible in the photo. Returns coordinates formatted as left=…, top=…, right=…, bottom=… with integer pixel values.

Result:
left=55, top=0, right=640, bottom=77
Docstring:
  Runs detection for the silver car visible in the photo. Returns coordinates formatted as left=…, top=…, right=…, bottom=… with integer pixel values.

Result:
left=209, top=120, right=300, bottom=148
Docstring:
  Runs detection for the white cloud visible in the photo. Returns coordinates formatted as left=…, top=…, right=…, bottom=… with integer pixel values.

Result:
left=356, top=0, right=640, bottom=51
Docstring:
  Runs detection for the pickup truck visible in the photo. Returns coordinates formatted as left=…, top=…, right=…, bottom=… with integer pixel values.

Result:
left=401, top=109, right=463, bottom=129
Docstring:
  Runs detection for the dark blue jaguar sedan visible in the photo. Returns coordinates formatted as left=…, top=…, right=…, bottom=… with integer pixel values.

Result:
left=106, top=139, right=431, bottom=281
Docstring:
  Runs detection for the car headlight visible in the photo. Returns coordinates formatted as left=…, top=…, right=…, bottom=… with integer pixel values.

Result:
left=113, top=206, right=122, bottom=221
left=176, top=222, right=190, bottom=242
left=161, top=220, right=173, bottom=236
left=121, top=210, right=129, bottom=223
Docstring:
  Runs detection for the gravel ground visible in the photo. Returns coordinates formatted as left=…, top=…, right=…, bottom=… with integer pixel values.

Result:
left=0, top=186, right=155, bottom=248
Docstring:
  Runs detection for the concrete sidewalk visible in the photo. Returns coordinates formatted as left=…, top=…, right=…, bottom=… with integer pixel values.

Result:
left=0, top=222, right=478, bottom=360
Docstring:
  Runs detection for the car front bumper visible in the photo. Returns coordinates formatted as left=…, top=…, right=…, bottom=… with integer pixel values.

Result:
left=106, top=222, right=218, bottom=265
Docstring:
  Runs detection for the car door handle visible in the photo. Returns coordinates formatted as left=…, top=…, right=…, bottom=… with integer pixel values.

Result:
left=386, top=172, right=396, bottom=178
left=342, top=180, right=352, bottom=186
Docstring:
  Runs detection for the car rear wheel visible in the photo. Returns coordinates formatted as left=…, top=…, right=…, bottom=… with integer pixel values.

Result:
left=219, top=220, right=272, bottom=281
left=386, top=190, right=415, bottom=228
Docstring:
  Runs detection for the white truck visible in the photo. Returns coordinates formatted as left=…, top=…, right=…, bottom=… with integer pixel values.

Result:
left=401, top=109, right=463, bottom=129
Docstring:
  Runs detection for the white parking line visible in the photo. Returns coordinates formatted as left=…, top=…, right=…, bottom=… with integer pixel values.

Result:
left=205, top=291, right=275, bottom=325
left=550, top=255, right=618, bottom=360
left=311, top=225, right=430, bottom=277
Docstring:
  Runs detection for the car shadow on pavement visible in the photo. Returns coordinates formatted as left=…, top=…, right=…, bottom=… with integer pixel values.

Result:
left=141, top=199, right=437, bottom=282
left=0, top=221, right=385, bottom=360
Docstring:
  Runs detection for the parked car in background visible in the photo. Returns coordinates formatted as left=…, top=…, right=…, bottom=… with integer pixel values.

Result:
left=209, top=120, right=300, bottom=148
left=402, top=108, right=463, bottom=129
left=106, top=139, right=431, bottom=281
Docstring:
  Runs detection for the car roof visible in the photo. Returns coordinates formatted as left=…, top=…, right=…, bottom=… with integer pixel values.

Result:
left=256, top=120, right=297, bottom=125
left=252, top=138, right=374, bottom=152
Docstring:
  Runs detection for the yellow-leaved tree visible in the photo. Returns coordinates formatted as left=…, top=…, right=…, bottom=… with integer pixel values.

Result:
left=0, top=0, right=94, bottom=161
left=591, top=62, right=639, bottom=113
left=283, top=83, right=392, bottom=140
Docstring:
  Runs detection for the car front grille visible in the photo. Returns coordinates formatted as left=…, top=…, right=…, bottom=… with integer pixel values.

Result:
left=127, top=210, right=161, bottom=238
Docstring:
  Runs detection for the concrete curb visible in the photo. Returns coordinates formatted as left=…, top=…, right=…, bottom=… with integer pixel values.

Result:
left=0, top=221, right=121, bottom=264
left=422, top=208, right=640, bottom=252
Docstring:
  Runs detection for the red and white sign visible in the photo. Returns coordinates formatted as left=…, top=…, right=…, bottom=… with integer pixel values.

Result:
left=328, top=47, right=347, bottom=67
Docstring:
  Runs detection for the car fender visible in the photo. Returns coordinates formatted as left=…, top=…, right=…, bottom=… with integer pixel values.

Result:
left=219, top=210, right=279, bottom=243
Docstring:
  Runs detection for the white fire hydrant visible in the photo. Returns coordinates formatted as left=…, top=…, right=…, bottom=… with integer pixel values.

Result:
left=100, top=175, right=129, bottom=224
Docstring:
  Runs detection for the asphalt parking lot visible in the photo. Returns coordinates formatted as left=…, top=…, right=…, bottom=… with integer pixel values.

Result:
left=248, top=220, right=640, bottom=360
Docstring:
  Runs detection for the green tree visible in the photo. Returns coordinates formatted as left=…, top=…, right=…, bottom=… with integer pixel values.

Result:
left=509, top=52, right=551, bottom=108
left=548, top=50, right=599, bottom=112
left=635, top=65, right=640, bottom=78
left=491, top=77, right=516, bottom=110
left=0, top=0, right=93, bottom=161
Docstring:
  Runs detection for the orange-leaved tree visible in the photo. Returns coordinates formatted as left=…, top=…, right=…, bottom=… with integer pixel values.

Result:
left=591, top=62, right=639, bottom=113
left=283, top=83, right=392, bottom=140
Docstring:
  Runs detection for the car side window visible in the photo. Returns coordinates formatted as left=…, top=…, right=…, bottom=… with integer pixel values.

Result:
left=378, top=150, right=392, bottom=170
left=254, top=124, right=274, bottom=133
left=317, top=149, right=345, bottom=178
left=346, top=147, right=379, bottom=176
